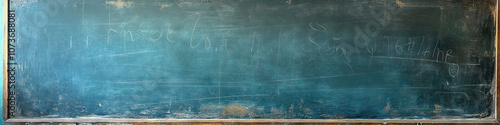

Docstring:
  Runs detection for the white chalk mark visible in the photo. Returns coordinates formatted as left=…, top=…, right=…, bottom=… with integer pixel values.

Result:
left=344, top=61, right=354, bottom=73
left=385, top=36, right=390, bottom=56
left=450, top=84, right=491, bottom=87
left=108, top=5, right=111, bottom=30
left=257, top=39, right=261, bottom=53
left=448, top=63, right=459, bottom=77
left=465, top=63, right=480, bottom=66
left=325, top=42, right=336, bottom=55
left=435, top=92, right=470, bottom=100
left=82, top=1, right=85, bottom=24
left=301, top=44, right=313, bottom=52
left=86, top=36, right=89, bottom=47
left=204, top=36, right=211, bottom=49
left=168, top=98, right=173, bottom=108
left=332, top=36, right=342, bottom=40
left=107, top=29, right=118, bottom=44
left=308, top=58, right=315, bottom=62
left=75, top=50, right=159, bottom=59
left=250, top=32, right=255, bottom=52
left=158, top=85, right=243, bottom=88
left=395, top=39, right=402, bottom=54
left=172, top=94, right=269, bottom=102
left=135, top=32, right=142, bottom=37
left=337, top=46, right=346, bottom=55
left=277, top=26, right=282, bottom=69
left=122, top=31, right=134, bottom=52
left=151, top=30, right=162, bottom=41
left=309, top=22, right=326, bottom=31
left=108, top=29, right=134, bottom=51
left=166, top=24, right=175, bottom=42
left=267, top=72, right=381, bottom=82
left=308, top=37, right=320, bottom=46
left=432, top=40, right=439, bottom=58
left=108, top=5, right=110, bottom=23
left=371, top=56, right=451, bottom=64
left=111, top=51, right=146, bottom=57
left=282, top=87, right=434, bottom=93
left=108, top=80, right=154, bottom=84
left=108, top=81, right=243, bottom=87
left=70, top=36, right=73, bottom=49
left=218, top=61, right=222, bottom=108
left=368, top=56, right=372, bottom=68
left=123, top=64, right=236, bottom=75
left=124, top=64, right=210, bottom=73
left=138, top=23, right=146, bottom=32
left=266, top=48, right=273, bottom=54
left=190, top=14, right=201, bottom=48
left=417, top=36, right=425, bottom=55
left=248, top=5, right=254, bottom=19
left=276, top=25, right=283, bottom=96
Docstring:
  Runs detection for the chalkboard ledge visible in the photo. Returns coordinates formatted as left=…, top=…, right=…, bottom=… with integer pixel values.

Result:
left=5, top=118, right=500, bottom=124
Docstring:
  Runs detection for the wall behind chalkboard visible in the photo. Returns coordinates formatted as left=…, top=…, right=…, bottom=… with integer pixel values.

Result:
left=10, top=0, right=496, bottom=119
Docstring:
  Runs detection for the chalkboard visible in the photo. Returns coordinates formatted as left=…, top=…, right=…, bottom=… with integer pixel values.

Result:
left=5, top=0, right=497, bottom=120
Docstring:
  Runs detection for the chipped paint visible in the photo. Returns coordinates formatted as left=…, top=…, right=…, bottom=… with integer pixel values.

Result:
left=384, top=103, right=391, bottom=112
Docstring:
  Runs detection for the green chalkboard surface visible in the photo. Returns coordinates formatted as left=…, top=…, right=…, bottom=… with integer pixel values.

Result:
left=7, top=0, right=496, bottom=119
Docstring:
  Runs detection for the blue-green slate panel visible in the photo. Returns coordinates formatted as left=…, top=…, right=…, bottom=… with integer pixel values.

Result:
left=7, top=0, right=496, bottom=119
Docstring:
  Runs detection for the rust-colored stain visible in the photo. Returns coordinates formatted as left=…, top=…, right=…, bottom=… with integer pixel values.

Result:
left=463, top=0, right=496, bottom=17
left=434, top=104, right=441, bottom=109
left=433, top=104, right=441, bottom=114
left=484, top=51, right=491, bottom=57
left=221, top=104, right=254, bottom=118
left=396, top=0, right=405, bottom=7
left=487, top=4, right=495, bottom=17
left=384, top=103, right=391, bottom=112
left=432, top=110, right=440, bottom=114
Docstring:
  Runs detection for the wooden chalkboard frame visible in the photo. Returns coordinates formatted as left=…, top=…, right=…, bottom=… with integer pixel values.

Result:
left=2, top=0, right=500, bottom=124
left=3, top=0, right=8, bottom=122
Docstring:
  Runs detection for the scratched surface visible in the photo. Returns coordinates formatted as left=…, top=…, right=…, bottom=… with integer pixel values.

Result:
left=10, top=0, right=496, bottom=119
